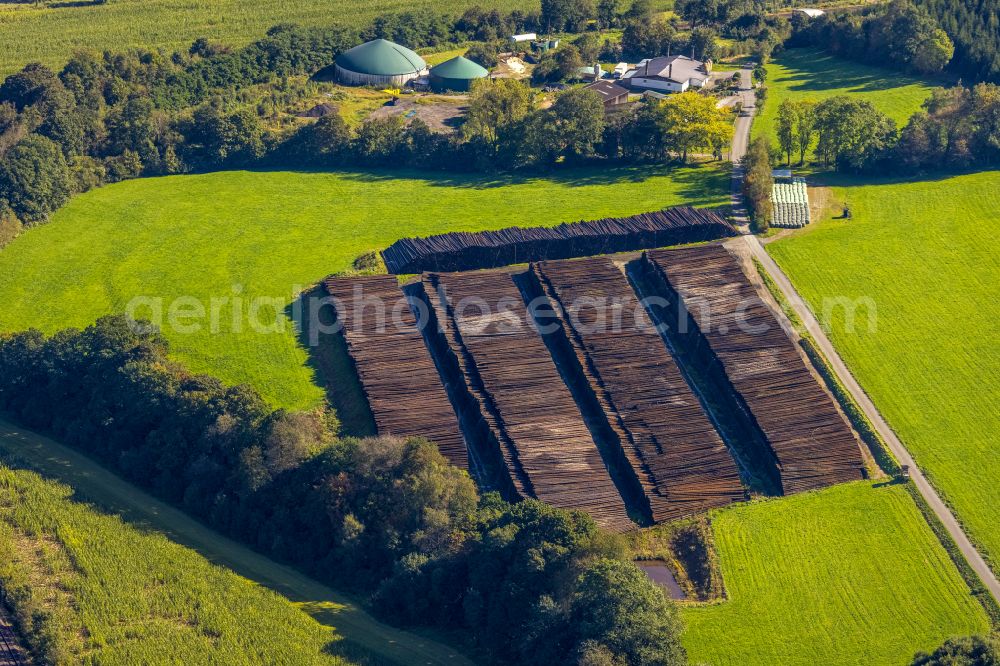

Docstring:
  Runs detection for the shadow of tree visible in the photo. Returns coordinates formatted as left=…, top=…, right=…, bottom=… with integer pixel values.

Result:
left=774, top=48, right=947, bottom=94
left=286, top=287, right=376, bottom=438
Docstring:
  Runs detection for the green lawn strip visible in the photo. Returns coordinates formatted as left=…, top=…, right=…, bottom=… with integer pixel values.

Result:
left=681, top=482, right=990, bottom=666
left=753, top=47, right=939, bottom=145
left=903, top=483, right=1000, bottom=626
left=0, top=417, right=473, bottom=666
left=0, top=165, right=728, bottom=411
left=767, top=170, right=1000, bottom=576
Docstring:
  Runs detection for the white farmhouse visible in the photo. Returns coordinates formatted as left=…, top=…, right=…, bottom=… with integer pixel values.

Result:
left=621, top=55, right=712, bottom=93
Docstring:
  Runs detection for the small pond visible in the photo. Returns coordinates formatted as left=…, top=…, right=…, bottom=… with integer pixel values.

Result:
left=636, top=560, right=687, bottom=600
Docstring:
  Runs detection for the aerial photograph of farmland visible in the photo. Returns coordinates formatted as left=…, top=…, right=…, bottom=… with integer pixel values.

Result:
left=0, top=0, right=997, bottom=663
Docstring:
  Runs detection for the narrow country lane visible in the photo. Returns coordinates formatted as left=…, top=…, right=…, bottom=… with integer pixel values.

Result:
left=739, top=234, right=1000, bottom=606
left=729, top=65, right=756, bottom=224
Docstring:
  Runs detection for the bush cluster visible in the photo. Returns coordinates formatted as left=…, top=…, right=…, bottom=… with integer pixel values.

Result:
left=741, top=136, right=772, bottom=232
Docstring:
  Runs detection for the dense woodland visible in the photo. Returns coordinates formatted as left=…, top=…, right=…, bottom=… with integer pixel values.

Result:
left=789, top=0, right=954, bottom=75
left=915, top=0, right=1000, bottom=83
left=0, top=316, right=686, bottom=665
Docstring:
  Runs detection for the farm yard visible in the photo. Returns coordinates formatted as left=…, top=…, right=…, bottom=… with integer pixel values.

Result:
left=322, top=233, right=892, bottom=536
left=0, top=165, right=728, bottom=411
left=0, top=0, right=998, bottom=661
left=767, top=170, right=1000, bottom=574
left=682, top=482, right=990, bottom=665
left=752, top=48, right=938, bottom=147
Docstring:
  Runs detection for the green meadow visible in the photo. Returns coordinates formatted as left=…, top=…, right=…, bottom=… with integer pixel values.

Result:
left=768, top=170, right=1000, bottom=572
left=753, top=48, right=939, bottom=145
left=683, top=483, right=989, bottom=665
left=0, top=165, right=728, bottom=411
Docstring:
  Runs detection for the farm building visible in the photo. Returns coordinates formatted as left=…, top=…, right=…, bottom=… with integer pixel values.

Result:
left=795, top=7, right=825, bottom=17
left=772, top=178, right=811, bottom=228
left=334, top=38, right=427, bottom=87
left=583, top=80, right=630, bottom=110
left=429, top=56, right=489, bottom=92
left=622, top=55, right=711, bottom=93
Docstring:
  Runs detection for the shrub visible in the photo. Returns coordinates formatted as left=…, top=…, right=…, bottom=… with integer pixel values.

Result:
left=0, top=201, right=22, bottom=248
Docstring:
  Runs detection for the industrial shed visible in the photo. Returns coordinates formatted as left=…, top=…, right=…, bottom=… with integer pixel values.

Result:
left=335, top=38, right=427, bottom=87
left=429, top=56, right=488, bottom=92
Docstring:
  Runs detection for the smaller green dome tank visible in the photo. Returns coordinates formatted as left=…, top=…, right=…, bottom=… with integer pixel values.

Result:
left=429, top=56, right=489, bottom=92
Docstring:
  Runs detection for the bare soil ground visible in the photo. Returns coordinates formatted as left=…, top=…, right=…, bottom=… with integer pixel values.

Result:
left=368, top=97, right=467, bottom=133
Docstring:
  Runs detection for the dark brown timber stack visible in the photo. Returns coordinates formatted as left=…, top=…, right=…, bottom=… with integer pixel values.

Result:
left=532, top=257, right=745, bottom=521
left=324, top=275, right=467, bottom=467
left=423, top=269, right=633, bottom=531
left=645, top=245, right=865, bottom=493
left=382, top=207, right=736, bottom=274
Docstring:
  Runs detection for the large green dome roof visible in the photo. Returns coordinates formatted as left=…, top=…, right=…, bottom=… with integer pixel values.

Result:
left=336, top=39, right=426, bottom=76
left=430, top=56, right=489, bottom=80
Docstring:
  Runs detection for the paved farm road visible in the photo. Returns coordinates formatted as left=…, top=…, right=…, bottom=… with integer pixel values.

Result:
left=740, top=235, right=1000, bottom=606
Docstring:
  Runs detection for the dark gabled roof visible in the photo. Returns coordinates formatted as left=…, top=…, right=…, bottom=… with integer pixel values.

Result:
left=584, top=79, right=629, bottom=101
left=634, top=55, right=707, bottom=83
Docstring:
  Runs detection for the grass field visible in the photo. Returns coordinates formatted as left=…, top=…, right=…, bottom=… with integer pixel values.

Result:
left=0, top=417, right=471, bottom=665
left=682, top=482, right=990, bottom=665
left=0, top=165, right=728, bottom=411
left=0, top=0, right=674, bottom=77
left=753, top=48, right=939, bottom=147
left=767, top=170, right=1000, bottom=573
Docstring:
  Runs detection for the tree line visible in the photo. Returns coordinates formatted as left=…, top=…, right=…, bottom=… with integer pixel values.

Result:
left=0, top=316, right=687, bottom=665
left=771, top=83, right=1000, bottom=175
left=0, top=57, right=732, bottom=244
left=789, top=0, right=954, bottom=76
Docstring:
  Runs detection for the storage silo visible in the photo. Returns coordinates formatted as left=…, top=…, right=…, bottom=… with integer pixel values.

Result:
left=335, top=39, right=427, bottom=87
left=428, top=56, right=489, bottom=92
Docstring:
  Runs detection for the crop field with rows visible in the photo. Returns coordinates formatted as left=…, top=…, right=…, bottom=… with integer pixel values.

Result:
left=0, top=0, right=675, bottom=77
left=0, top=465, right=353, bottom=665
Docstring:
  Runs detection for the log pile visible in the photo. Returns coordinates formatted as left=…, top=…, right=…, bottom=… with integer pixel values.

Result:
left=532, top=257, right=745, bottom=522
left=324, top=275, right=468, bottom=467
left=645, top=246, right=865, bottom=493
left=423, top=269, right=633, bottom=531
left=382, top=207, right=736, bottom=274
